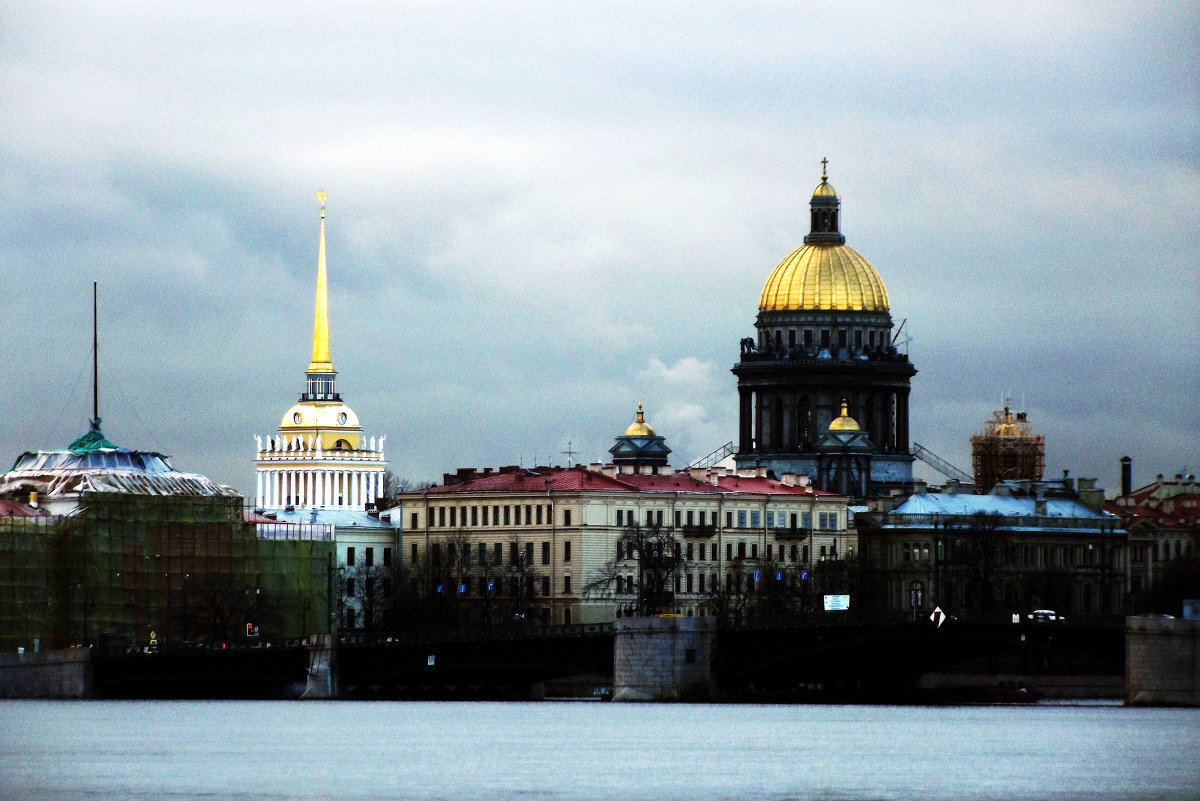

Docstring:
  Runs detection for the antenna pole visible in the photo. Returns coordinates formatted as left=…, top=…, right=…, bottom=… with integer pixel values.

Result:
left=92, top=281, right=99, bottom=424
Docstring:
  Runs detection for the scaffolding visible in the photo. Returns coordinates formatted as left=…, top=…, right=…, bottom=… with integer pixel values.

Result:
left=0, top=493, right=334, bottom=652
left=971, top=406, right=1045, bottom=493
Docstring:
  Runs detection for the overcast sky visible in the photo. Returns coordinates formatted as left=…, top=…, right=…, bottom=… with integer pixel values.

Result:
left=2, top=2, right=1196, bottom=497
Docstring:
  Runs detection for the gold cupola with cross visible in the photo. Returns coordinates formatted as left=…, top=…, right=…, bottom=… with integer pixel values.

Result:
left=254, top=192, right=388, bottom=511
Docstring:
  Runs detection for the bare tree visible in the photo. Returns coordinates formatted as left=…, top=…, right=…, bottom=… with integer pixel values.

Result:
left=585, top=524, right=686, bottom=617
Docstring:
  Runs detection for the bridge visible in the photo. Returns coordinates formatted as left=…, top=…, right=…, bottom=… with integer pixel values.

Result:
left=83, top=614, right=1124, bottom=700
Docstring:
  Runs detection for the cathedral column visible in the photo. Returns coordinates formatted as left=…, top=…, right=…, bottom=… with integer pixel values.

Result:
left=256, top=471, right=263, bottom=509
left=739, top=388, right=753, bottom=452
left=897, top=389, right=911, bottom=453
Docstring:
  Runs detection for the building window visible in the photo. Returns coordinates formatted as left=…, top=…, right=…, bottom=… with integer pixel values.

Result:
left=766, top=544, right=773, bottom=561
left=675, top=510, right=682, bottom=528
left=737, top=510, right=747, bottom=528
left=737, top=542, right=746, bottom=559
left=478, top=543, right=487, bottom=564
left=686, top=542, right=694, bottom=560
left=383, top=547, right=392, bottom=567
left=525, top=504, right=532, bottom=525
left=542, top=541, right=550, bottom=565
left=696, top=543, right=704, bottom=562
left=686, top=573, right=694, bottom=593
left=750, top=511, right=760, bottom=528
left=504, top=506, right=511, bottom=525
left=646, top=509, right=654, bottom=526
left=431, top=543, right=441, bottom=564
left=449, top=507, right=456, bottom=527
left=564, top=608, right=572, bottom=625
left=438, top=507, right=445, bottom=527
left=411, top=512, right=419, bottom=529
left=542, top=576, right=551, bottom=596
left=493, top=505, right=500, bottom=525
left=687, top=510, right=694, bottom=526
left=726, top=511, right=733, bottom=528
left=564, top=509, right=572, bottom=526
left=365, top=547, right=374, bottom=567
left=411, top=543, right=417, bottom=562
left=345, top=577, right=355, bottom=596
left=801, top=512, right=811, bottom=529
left=903, top=542, right=911, bottom=562
left=346, top=547, right=356, bottom=567
left=509, top=542, right=519, bottom=564
left=563, top=575, right=573, bottom=594
left=525, top=542, right=534, bottom=565
left=727, top=543, right=734, bottom=560
left=482, top=506, right=489, bottom=526
left=564, top=541, right=572, bottom=562
left=657, top=510, right=664, bottom=527
left=471, top=506, right=478, bottom=526
left=536, top=505, right=543, bottom=525
left=617, top=509, right=624, bottom=526
left=345, top=608, right=356, bottom=629
left=493, top=543, right=502, bottom=565
left=804, top=329, right=813, bottom=348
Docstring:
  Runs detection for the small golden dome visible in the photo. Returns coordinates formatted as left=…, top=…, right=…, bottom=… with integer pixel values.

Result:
left=828, top=401, right=861, bottom=432
left=812, top=179, right=837, bottom=199
left=623, top=400, right=655, bottom=437
left=759, top=243, right=890, bottom=312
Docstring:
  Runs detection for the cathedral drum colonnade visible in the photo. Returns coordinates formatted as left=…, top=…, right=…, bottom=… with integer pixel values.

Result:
left=732, top=163, right=916, bottom=500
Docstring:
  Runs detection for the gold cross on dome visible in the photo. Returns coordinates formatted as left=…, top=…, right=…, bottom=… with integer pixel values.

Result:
left=316, top=189, right=327, bottom=218
left=820, top=157, right=828, bottom=180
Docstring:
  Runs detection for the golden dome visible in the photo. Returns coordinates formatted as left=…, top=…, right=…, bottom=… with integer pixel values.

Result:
left=759, top=243, right=890, bottom=312
left=828, top=401, right=861, bottom=432
left=812, top=179, right=837, bottom=198
left=623, top=400, right=655, bottom=437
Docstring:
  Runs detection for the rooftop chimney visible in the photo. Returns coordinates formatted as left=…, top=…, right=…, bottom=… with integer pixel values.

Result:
left=1120, top=455, right=1132, bottom=497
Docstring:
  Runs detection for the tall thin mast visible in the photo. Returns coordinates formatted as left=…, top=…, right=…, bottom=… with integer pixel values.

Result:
left=92, top=281, right=99, bottom=425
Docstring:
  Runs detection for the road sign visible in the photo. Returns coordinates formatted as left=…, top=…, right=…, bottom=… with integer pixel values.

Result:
left=930, top=607, right=945, bottom=628
left=823, top=594, right=850, bottom=611
left=246, top=622, right=260, bottom=637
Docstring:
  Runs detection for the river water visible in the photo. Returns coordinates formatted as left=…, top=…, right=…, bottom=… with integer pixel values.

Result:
left=1, top=700, right=1196, bottom=800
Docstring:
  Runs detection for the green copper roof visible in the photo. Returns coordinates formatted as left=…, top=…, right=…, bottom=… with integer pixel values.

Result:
left=68, top=420, right=118, bottom=455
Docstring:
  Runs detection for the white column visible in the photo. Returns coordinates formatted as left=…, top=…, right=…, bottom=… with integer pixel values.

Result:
left=256, top=471, right=263, bottom=509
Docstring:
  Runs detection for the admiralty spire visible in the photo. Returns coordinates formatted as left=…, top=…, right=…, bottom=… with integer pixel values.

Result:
left=254, top=192, right=387, bottom=511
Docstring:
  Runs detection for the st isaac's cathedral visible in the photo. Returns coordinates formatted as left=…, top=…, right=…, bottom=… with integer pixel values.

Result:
left=732, top=163, right=916, bottom=499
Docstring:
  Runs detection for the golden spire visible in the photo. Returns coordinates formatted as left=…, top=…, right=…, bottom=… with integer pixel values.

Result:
left=308, top=190, right=335, bottom=373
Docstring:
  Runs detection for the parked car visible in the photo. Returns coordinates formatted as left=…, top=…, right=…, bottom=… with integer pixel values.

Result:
left=1027, top=609, right=1063, bottom=622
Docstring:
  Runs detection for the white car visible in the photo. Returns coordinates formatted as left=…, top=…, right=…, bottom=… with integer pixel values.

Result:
left=1027, top=609, right=1063, bottom=622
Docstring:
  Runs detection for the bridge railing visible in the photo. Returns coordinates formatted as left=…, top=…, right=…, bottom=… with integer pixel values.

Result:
left=95, top=637, right=312, bottom=657
left=338, top=622, right=614, bottom=647
left=718, top=610, right=1127, bottom=631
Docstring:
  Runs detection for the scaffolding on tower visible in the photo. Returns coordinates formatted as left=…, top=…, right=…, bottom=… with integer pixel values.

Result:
left=970, top=404, right=1045, bottom=493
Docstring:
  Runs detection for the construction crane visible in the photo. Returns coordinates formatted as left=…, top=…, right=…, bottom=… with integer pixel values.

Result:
left=689, top=441, right=734, bottom=469
left=912, top=442, right=974, bottom=486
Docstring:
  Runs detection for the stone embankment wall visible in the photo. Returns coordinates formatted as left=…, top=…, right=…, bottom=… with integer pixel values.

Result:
left=613, top=616, right=715, bottom=701
left=1126, top=617, right=1199, bottom=706
left=0, top=648, right=93, bottom=698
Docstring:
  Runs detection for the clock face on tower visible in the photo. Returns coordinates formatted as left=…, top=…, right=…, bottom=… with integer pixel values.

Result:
left=337, top=412, right=347, bottom=425
left=293, top=412, right=303, bottom=424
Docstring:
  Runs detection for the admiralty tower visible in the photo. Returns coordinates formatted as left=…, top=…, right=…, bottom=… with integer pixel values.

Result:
left=732, top=162, right=915, bottom=499
left=254, top=192, right=387, bottom=512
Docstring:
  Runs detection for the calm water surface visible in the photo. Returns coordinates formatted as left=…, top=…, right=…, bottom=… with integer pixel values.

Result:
left=1, top=700, right=1197, bottom=800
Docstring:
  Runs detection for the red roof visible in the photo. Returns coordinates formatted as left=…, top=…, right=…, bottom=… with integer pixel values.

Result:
left=0, top=499, right=49, bottom=517
left=406, top=466, right=839, bottom=499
